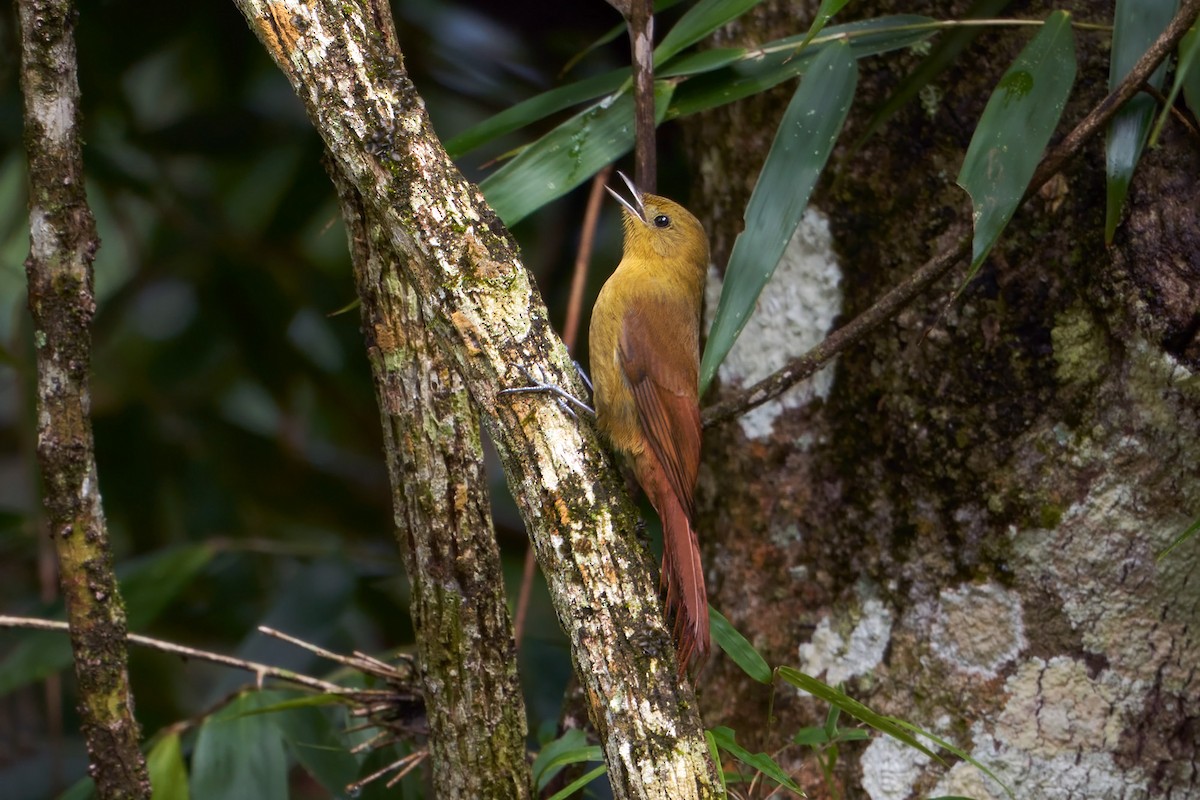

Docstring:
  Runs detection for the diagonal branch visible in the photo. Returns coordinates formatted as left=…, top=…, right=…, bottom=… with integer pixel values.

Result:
left=702, top=0, right=1200, bottom=428
left=328, top=160, right=533, bottom=798
left=231, top=1, right=717, bottom=797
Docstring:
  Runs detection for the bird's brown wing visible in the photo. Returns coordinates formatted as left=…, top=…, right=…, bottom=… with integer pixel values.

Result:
left=619, top=298, right=709, bottom=669
left=617, top=300, right=701, bottom=518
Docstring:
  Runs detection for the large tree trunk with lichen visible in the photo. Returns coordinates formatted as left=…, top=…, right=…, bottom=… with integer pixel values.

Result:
left=690, top=2, right=1200, bottom=798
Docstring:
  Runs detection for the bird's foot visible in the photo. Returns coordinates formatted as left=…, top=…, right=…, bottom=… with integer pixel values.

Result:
left=499, top=365, right=595, bottom=420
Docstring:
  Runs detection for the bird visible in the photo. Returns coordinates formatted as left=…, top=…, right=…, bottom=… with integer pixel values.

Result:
left=589, top=171, right=711, bottom=672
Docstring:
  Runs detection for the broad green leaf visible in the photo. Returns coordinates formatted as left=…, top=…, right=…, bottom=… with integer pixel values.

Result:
left=532, top=729, right=599, bottom=791
left=0, top=543, right=215, bottom=696
left=708, top=726, right=803, bottom=794
left=191, top=690, right=290, bottom=800
left=669, top=17, right=927, bottom=120
left=480, top=82, right=674, bottom=225
left=957, top=10, right=1075, bottom=272
left=699, top=41, right=857, bottom=392
left=710, top=607, right=772, bottom=683
left=272, top=696, right=363, bottom=796
left=655, top=0, right=769, bottom=65
left=1150, top=22, right=1200, bottom=146
left=1159, top=516, right=1200, bottom=560
left=776, top=667, right=940, bottom=762
left=445, top=69, right=627, bottom=158
left=148, top=732, right=190, bottom=800
left=1105, top=0, right=1177, bottom=243
left=546, top=764, right=608, bottom=800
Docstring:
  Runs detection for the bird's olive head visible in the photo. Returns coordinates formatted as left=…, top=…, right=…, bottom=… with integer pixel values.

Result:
left=606, top=171, right=708, bottom=265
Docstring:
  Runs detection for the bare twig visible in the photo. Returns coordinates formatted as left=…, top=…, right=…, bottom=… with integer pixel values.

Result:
left=259, top=625, right=414, bottom=684
left=702, top=0, right=1200, bottom=428
left=0, top=615, right=387, bottom=697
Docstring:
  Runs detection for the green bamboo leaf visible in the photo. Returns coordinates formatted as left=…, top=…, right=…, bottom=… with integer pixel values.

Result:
left=1105, top=0, right=1177, bottom=243
left=658, top=47, right=748, bottom=78
left=957, top=10, right=1075, bottom=272
left=546, top=765, right=608, bottom=800
left=699, top=41, right=857, bottom=393
left=708, top=726, right=803, bottom=794
left=886, top=719, right=1015, bottom=800
left=0, top=543, right=215, bottom=696
left=655, top=0, right=769, bottom=65
left=191, top=691, right=290, bottom=800
left=445, top=69, right=627, bottom=158
left=661, top=14, right=934, bottom=82
left=668, top=16, right=930, bottom=119
left=148, top=733, right=190, bottom=800
left=797, top=0, right=854, bottom=51
left=1150, top=21, right=1200, bottom=146
left=776, top=667, right=940, bottom=762
left=532, top=729, right=600, bottom=790
left=710, top=607, right=772, bottom=683
left=1183, top=25, right=1200, bottom=116
left=480, top=82, right=674, bottom=225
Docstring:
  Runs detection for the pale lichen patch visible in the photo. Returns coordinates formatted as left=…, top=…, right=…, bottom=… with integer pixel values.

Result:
left=705, top=208, right=842, bottom=440
left=940, top=716, right=1150, bottom=800
left=997, top=657, right=1133, bottom=757
left=860, top=735, right=931, bottom=800
left=930, top=581, right=1026, bottom=678
left=797, top=595, right=893, bottom=685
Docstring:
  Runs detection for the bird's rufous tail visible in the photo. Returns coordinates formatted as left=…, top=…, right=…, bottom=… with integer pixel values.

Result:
left=636, top=451, right=709, bottom=673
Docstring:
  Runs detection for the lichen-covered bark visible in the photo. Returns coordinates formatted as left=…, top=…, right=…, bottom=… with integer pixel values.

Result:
left=230, top=1, right=717, bottom=796
left=330, top=167, right=533, bottom=799
left=17, top=1, right=149, bottom=798
left=690, top=2, right=1200, bottom=798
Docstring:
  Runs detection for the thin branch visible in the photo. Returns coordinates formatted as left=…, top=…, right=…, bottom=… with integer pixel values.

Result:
left=0, top=615, right=377, bottom=697
left=703, top=0, right=1200, bottom=428
left=627, top=0, right=657, bottom=191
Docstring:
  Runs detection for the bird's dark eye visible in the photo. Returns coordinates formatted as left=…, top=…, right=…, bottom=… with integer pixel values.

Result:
left=653, top=214, right=670, bottom=228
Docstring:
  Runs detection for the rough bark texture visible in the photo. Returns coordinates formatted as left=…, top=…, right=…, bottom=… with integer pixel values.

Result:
left=231, top=1, right=717, bottom=796
left=690, top=2, right=1200, bottom=798
left=331, top=167, right=533, bottom=799
left=17, top=1, right=150, bottom=798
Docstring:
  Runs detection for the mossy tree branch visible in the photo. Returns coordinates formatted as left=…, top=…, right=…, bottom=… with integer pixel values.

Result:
left=329, top=162, right=533, bottom=799
left=17, top=0, right=150, bottom=797
left=231, top=1, right=717, bottom=796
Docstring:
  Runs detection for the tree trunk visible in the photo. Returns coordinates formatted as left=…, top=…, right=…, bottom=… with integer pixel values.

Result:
left=691, top=2, right=1200, bottom=798
left=232, top=1, right=719, bottom=796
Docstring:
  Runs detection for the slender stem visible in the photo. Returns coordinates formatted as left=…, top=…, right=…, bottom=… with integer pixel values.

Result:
left=0, top=615, right=374, bottom=697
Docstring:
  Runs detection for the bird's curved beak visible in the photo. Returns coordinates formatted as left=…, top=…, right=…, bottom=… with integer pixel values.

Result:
left=605, top=170, right=645, bottom=223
